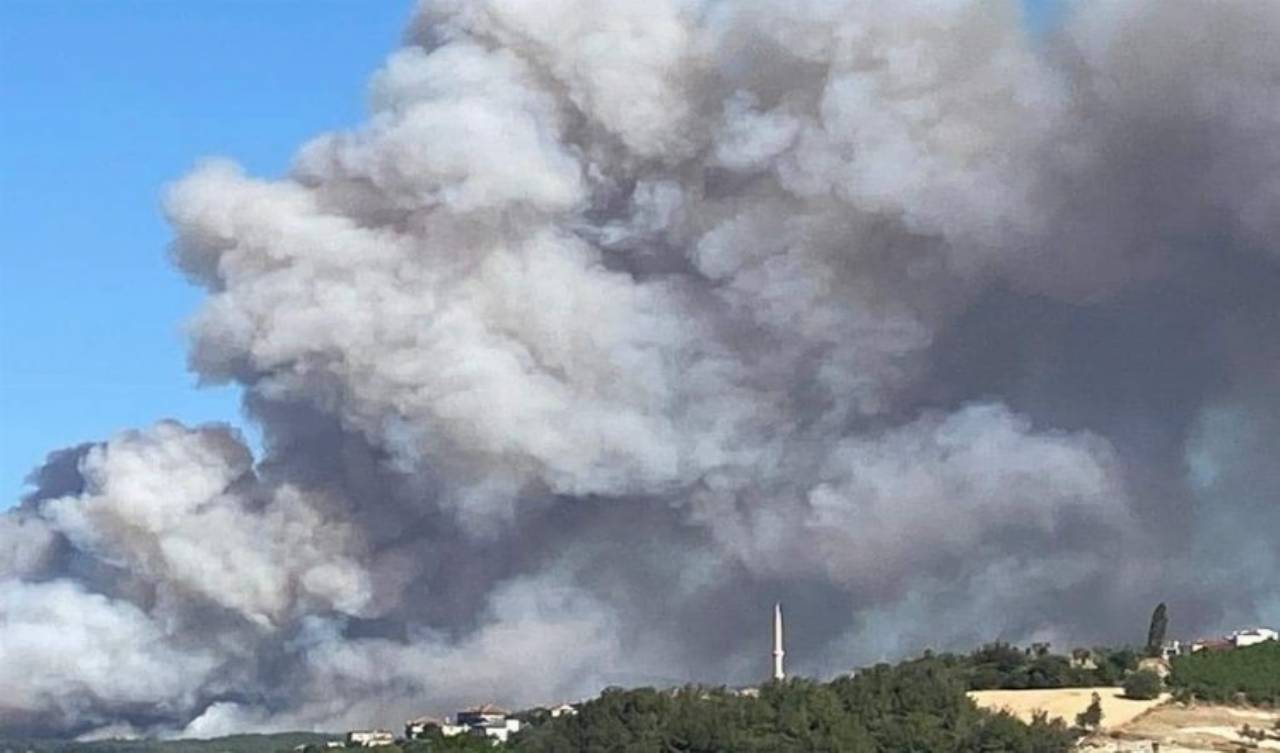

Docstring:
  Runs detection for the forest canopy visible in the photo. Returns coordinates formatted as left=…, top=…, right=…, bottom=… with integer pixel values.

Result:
left=507, top=654, right=1077, bottom=753
left=1170, top=641, right=1280, bottom=706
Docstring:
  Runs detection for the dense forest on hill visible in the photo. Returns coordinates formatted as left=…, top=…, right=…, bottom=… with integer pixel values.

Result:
left=948, top=643, right=1139, bottom=690
left=508, top=655, right=1077, bottom=753
left=1170, top=641, right=1280, bottom=705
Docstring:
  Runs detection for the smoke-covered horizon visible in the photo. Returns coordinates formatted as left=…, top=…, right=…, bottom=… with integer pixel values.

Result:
left=4, top=0, right=1279, bottom=739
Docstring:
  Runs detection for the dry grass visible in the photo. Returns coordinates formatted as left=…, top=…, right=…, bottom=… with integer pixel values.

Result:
left=967, top=686, right=1167, bottom=731
left=1090, top=703, right=1280, bottom=753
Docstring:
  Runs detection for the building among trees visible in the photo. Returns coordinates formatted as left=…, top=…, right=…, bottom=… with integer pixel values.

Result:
left=404, top=705, right=523, bottom=744
left=344, top=731, right=394, bottom=748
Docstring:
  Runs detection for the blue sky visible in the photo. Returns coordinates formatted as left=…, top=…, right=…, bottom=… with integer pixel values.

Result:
left=0, top=0, right=1061, bottom=507
left=0, top=1, right=413, bottom=504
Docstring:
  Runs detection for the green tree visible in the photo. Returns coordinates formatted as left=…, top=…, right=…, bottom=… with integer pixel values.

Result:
left=1123, top=669, right=1163, bottom=700
left=1093, top=647, right=1138, bottom=686
left=1146, top=603, right=1168, bottom=657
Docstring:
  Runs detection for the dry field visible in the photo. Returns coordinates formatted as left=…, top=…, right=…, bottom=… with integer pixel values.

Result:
left=967, top=687, right=1167, bottom=731
left=969, top=689, right=1280, bottom=752
left=1083, top=703, right=1280, bottom=753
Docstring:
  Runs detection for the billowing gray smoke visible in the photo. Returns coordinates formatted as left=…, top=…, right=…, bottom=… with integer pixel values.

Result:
left=4, top=0, right=1279, bottom=738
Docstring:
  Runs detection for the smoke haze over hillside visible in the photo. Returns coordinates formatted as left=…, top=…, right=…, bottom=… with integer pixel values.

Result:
left=3, top=0, right=1280, bottom=737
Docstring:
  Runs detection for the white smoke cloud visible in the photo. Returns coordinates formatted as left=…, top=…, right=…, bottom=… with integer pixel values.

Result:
left=692, top=403, right=1132, bottom=589
left=243, top=574, right=625, bottom=734
left=33, top=422, right=371, bottom=626
left=4, top=0, right=1280, bottom=736
left=0, top=580, right=217, bottom=727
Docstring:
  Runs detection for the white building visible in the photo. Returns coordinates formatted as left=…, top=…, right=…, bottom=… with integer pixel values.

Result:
left=1231, top=627, right=1278, bottom=647
left=444, top=705, right=522, bottom=744
left=549, top=704, right=578, bottom=718
left=469, top=719, right=521, bottom=744
left=345, top=730, right=395, bottom=747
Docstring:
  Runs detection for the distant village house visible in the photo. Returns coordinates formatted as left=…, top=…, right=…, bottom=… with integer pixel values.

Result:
left=548, top=703, right=578, bottom=718
left=1189, top=626, right=1277, bottom=653
left=455, top=705, right=522, bottom=743
left=1231, top=627, right=1278, bottom=647
left=404, top=704, right=523, bottom=745
left=345, top=730, right=395, bottom=748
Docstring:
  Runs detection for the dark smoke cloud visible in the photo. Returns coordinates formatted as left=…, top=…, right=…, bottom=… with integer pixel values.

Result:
left=3, top=0, right=1279, bottom=737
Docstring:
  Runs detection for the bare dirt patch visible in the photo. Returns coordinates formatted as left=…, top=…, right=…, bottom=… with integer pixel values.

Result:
left=968, top=687, right=1166, bottom=731
left=1082, top=703, right=1280, bottom=753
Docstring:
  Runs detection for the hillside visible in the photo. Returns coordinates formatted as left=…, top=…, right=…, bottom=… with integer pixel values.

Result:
left=509, top=656, right=1078, bottom=753
left=1171, top=641, right=1280, bottom=705
left=967, top=687, right=1166, bottom=731
left=1088, top=703, right=1280, bottom=752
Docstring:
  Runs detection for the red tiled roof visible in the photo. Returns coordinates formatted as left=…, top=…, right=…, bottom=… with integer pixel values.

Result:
left=462, top=704, right=508, bottom=715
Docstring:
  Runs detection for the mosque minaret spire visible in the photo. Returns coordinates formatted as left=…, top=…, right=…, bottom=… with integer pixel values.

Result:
left=772, top=602, right=785, bottom=681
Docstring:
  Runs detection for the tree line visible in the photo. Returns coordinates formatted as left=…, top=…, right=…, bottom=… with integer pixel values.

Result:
left=505, top=654, right=1078, bottom=753
left=1169, top=641, right=1280, bottom=706
left=391, top=641, right=1157, bottom=753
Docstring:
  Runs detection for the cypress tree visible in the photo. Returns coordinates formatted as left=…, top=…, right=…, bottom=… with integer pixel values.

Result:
left=1146, top=602, right=1168, bottom=657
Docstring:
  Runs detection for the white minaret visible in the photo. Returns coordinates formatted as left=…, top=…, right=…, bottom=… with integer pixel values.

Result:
left=772, top=602, right=785, bottom=681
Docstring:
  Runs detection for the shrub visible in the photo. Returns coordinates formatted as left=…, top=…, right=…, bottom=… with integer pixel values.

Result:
left=1123, top=669, right=1163, bottom=700
left=1076, top=692, right=1104, bottom=730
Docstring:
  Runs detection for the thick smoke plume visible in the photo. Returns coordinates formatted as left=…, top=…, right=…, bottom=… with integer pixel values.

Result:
left=4, top=0, right=1280, bottom=737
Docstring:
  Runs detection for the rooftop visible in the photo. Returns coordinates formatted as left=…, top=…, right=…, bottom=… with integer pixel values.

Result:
left=461, top=704, right=509, bottom=715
